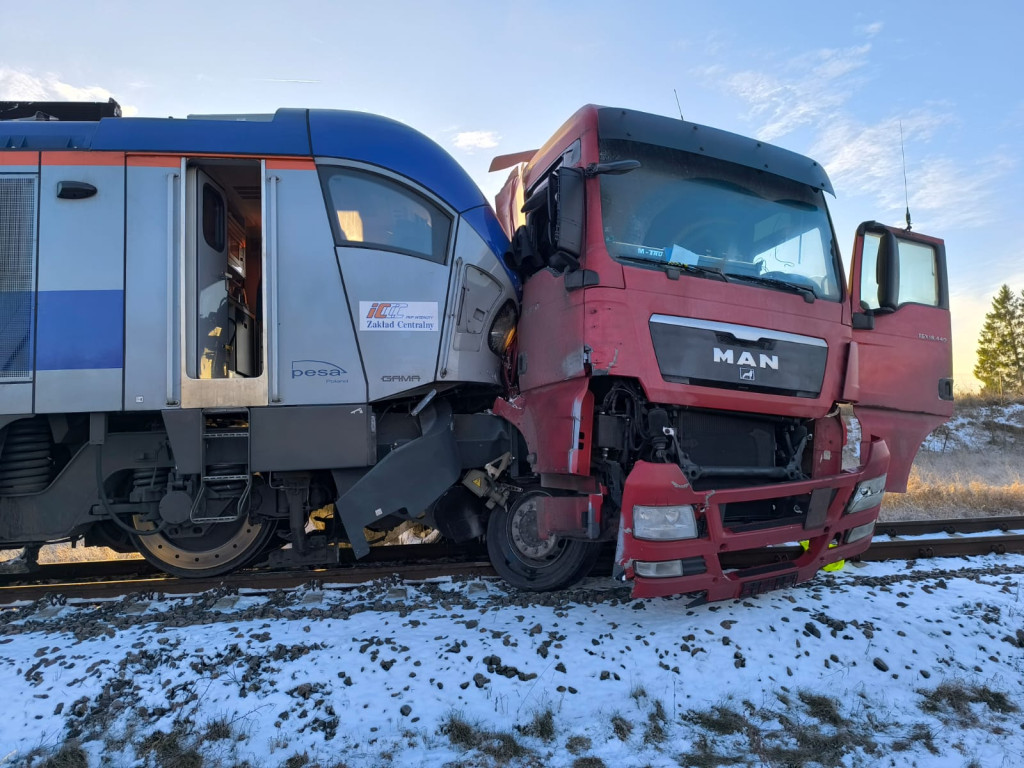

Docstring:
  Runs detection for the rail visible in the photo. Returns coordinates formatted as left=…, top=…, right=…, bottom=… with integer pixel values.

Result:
left=2, top=516, right=1023, bottom=606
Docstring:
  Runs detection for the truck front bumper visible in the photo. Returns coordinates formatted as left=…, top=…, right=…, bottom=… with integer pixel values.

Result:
left=617, top=439, right=890, bottom=601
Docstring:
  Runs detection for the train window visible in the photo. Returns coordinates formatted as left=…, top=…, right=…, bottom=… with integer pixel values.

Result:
left=320, top=168, right=452, bottom=264
left=202, top=183, right=225, bottom=251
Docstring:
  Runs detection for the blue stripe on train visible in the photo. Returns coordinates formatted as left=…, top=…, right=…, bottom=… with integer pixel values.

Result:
left=35, top=290, right=123, bottom=371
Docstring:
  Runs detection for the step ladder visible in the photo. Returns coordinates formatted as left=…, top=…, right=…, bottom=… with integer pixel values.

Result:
left=191, top=407, right=252, bottom=523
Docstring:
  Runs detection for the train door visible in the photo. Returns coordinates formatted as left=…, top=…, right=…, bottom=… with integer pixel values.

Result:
left=321, top=163, right=456, bottom=401
left=180, top=160, right=268, bottom=408
left=0, top=153, right=38, bottom=415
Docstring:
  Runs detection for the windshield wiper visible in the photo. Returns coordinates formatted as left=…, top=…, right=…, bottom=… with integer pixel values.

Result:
left=617, top=255, right=731, bottom=282
left=728, top=274, right=816, bottom=303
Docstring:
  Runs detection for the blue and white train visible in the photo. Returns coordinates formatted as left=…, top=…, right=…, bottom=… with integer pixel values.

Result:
left=0, top=100, right=518, bottom=575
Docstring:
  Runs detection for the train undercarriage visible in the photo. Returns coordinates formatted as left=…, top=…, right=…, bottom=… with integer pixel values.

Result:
left=0, top=373, right=857, bottom=599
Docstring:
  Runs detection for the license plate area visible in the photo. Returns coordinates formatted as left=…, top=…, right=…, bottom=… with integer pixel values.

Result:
left=739, top=571, right=798, bottom=597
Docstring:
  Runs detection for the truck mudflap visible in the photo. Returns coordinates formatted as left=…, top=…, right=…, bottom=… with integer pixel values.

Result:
left=617, top=439, right=890, bottom=602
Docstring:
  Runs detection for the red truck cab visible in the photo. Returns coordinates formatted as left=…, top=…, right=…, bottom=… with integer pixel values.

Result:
left=488, top=105, right=953, bottom=602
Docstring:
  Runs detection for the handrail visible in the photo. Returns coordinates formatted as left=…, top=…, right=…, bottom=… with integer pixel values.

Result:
left=165, top=170, right=179, bottom=406
left=266, top=171, right=281, bottom=402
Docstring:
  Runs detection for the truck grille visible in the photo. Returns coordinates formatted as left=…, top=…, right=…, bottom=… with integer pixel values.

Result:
left=650, top=315, right=827, bottom=398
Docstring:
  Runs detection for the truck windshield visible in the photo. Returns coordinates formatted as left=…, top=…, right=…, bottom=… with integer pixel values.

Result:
left=598, top=139, right=841, bottom=301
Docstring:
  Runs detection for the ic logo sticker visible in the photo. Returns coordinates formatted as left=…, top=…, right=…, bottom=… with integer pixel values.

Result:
left=365, top=302, right=409, bottom=319
left=359, top=301, right=438, bottom=332
left=291, top=360, right=348, bottom=384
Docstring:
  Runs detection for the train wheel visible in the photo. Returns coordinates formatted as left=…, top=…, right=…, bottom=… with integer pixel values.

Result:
left=131, top=517, right=276, bottom=578
left=486, top=490, right=599, bottom=592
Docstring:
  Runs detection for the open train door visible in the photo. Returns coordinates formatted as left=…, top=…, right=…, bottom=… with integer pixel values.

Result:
left=847, top=221, right=954, bottom=491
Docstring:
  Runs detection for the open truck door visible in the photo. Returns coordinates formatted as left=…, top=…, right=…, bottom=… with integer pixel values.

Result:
left=847, top=221, right=954, bottom=491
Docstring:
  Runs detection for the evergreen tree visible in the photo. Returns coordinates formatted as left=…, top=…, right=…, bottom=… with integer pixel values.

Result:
left=974, top=284, right=1024, bottom=396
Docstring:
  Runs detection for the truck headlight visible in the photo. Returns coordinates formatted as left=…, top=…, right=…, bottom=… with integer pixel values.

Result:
left=846, top=520, right=875, bottom=544
left=635, top=560, right=684, bottom=578
left=633, top=504, right=697, bottom=541
left=487, top=300, right=518, bottom=355
left=846, top=475, right=886, bottom=514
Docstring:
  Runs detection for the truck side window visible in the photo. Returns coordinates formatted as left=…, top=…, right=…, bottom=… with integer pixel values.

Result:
left=895, top=240, right=939, bottom=307
left=321, top=168, right=452, bottom=264
left=858, top=233, right=882, bottom=311
left=859, top=232, right=941, bottom=311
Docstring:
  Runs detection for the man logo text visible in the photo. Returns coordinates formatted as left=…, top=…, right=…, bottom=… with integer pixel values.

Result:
left=713, top=348, right=779, bottom=370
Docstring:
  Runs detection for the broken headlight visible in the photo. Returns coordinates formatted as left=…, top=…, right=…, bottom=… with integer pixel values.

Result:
left=487, top=300, right=518, bottom=356
left=845, top=475, right=886, bottom=514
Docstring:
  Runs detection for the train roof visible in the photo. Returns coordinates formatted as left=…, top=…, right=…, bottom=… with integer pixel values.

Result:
left=0, top=107, right=489, bottom=214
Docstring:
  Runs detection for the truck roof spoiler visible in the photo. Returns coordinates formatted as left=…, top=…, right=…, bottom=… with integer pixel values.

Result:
left=489, top=149, right=539, bottom=173
left=0, top=98, right=121, bottom=122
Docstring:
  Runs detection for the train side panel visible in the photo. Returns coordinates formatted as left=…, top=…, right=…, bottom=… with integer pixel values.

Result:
left=35, top=153, right=125, bottom=414
left=272, top=160, right=366, bottom=406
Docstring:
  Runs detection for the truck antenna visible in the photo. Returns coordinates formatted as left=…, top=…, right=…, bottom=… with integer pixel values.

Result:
left=900, top=120, right=912, bottom=231
left=674, top=89, right=684, bottom=121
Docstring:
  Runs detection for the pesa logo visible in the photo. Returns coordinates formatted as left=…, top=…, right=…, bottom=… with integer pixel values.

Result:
left=291, top=360, right=347, bottom=381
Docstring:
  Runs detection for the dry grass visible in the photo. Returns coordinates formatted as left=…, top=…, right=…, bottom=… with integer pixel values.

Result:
left=440, top=712, right=530, bottom=764
left=918, top=681, right=1019, bottom=724
left=879, top=398, right=1024, bottom=520
left=0, top=543, right=142, bottom=565
left=881, top=447, right=1024, bottom=520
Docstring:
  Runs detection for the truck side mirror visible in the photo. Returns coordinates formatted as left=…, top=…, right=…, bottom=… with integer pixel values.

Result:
left=514, top=167, right=585, bottom=278
left=552, top=167, right=584, bottom=267
left=875, top=230, right=900, bottom=312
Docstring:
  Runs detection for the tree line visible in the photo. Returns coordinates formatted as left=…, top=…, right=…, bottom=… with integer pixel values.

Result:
left=975, top=284, right=1024, bottom=397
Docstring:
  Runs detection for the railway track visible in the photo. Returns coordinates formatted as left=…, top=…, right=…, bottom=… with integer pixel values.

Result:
left=2, top=516, right=1023, bottom=605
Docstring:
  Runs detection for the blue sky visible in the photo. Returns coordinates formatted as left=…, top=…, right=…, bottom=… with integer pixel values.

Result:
left=2, top=1, right=1021, bottom=390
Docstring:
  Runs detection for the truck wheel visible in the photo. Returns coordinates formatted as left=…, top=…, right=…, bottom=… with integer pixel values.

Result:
left=486, top=490, right=599, bottom=591
left=131, top=517, right=276, bottom=578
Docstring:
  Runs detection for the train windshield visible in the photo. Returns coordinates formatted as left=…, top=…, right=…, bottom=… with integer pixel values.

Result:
left=598, top=139, right=842, bottom=302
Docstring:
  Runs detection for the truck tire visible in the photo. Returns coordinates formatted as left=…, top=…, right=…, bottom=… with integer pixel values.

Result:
left=486, top=490, right=600, bottom=591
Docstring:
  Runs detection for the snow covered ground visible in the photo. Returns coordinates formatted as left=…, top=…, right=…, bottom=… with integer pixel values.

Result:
left=3, top=555, right=1024, bottom=767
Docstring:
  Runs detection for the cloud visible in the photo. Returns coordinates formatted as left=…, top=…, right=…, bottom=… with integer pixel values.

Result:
left=814, top=110, right=952, bottom=195
left=813, top=111, right=1012, bottom=229
left=698, top=44, right=871, bottom=142
left=858, top=22, right=884, bottom=38
left=698, top=46, right=1012, bottom=232
left=452, top=130, right=500, bottom=151
left=0, top=67, right=138, bottom=116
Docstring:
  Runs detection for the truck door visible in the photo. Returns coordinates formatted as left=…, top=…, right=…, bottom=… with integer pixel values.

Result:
left=847, top=221, right=954, bottom=490
left=321, top=165, right=455, bottom=401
